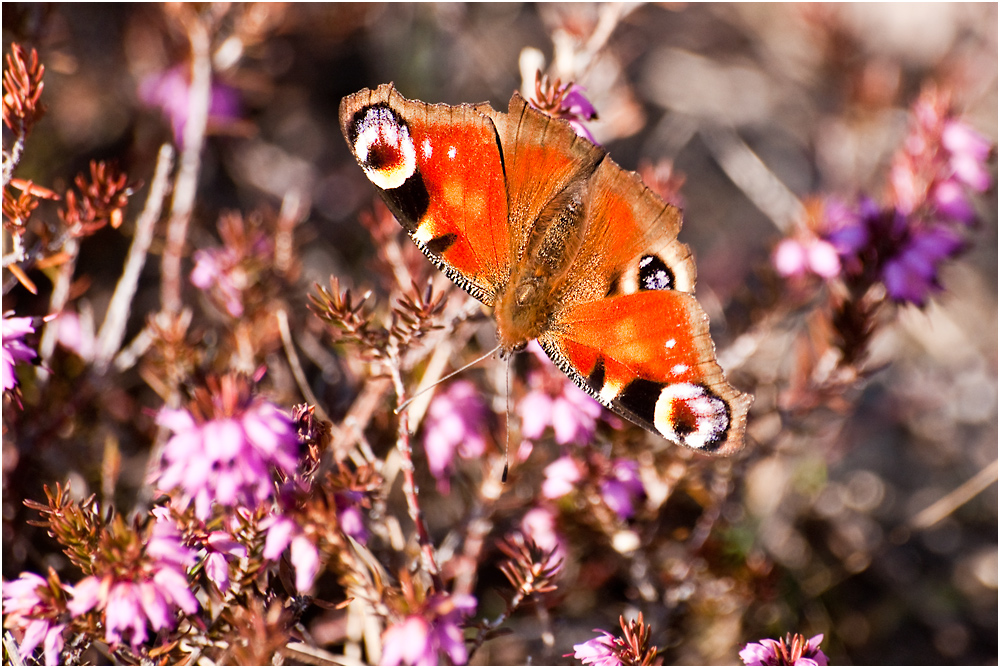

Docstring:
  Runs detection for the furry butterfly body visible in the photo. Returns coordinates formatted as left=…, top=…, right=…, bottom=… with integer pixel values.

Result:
left=340, top=83, right=751, bottom=455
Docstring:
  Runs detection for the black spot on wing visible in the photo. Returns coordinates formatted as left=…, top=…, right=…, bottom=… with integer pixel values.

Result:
left=617, top=378, right=664, bottom=423
left=425, top=232, right=458, bottom=256
left=639, top=254, right=674, bottom=291
left=380, top=172, right=430, bottom=232
left=586, top=356, right=606, bottom=392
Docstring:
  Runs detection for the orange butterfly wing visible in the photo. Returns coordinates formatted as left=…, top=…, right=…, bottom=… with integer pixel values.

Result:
left=340, top=84, right=510, bottom=304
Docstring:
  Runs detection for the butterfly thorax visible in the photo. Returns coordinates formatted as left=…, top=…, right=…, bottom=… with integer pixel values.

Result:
left=495, top=180, right=591, bottom=353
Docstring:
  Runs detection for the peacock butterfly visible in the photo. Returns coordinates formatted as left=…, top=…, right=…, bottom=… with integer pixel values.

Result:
left=339, top=83, right=752, bottom=455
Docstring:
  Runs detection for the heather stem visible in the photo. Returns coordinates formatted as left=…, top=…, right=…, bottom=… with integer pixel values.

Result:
left=388, top=352, right=444, bottom=590
left=2, top=130, right=26, bottom=187
left=95, top=143, right=174, bottom=372
left=161, top=10, right=211, bottom=315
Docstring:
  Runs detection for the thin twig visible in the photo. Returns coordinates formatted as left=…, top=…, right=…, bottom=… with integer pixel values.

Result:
left=909, top=459, right=999, bottom=530
left=2, top=133, right=26, bottom=187
left=161, top=11, right=211, bottom=314
left=95, top=144, right=175, bottom=372
left=700, top=123, right=806, bottom=233
left=277, top=306, right=329, bottom=422
left=35, top=236, right=80, bottom=383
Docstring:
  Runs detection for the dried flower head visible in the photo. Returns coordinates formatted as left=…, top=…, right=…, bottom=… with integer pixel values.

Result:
left=571, top=613, right=659, bottom=666
left=2, top=43, right=46, bottom=135
left=739, top=633, right=828, bottom=666
left=529, top=70, right=599, bottom=142
left=60, top=161, right=138, bottom=236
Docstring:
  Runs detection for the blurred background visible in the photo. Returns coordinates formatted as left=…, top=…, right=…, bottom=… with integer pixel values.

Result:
left=3, top=3, right=996, bottom=665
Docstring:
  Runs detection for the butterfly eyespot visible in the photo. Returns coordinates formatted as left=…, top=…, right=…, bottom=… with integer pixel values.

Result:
left=638, top=254, right=674, bottom=291
left=653, top=383, right=731, bottom=451
left=352, top=105, right=417, bottom=190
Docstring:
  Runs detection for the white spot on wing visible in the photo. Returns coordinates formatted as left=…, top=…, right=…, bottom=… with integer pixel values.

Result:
left=423, top=138, right=433, bottom=158
left=665, top=339, right=676, bottom=349
left=448, top=145, right=457, bottom=159
left=671, top=364, right=688, bottom=375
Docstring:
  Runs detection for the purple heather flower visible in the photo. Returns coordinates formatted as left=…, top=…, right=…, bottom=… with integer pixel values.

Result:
left=2, top=573, right=67, bottom=666
left=740, top=633, right=828, bottom=666
left=600, top=460, right=645, bottom=520
left=881, top=225, right=963, bottom=305
left=380, top=593, right=476, bottom=666
left=66, top=520, right=198, bottom=650
left=521, top=507, right=566, bottom=564
left=559, top=84, right=600, bottom=143
left=262, top=515, right=320, bottom=592
left=422, top=380, right=488, bottom=487
left=542, top=456, right=583, bottom=499
left=191, top=247, right=246, bottom=317
left=520, top=343, right=603, bottom=445
left=203, top=531, right=248, bottom=591
left=573, top=630, right=622, bottom=666
left=2, top=312, right=36, bottom=392
left=338, top=498, right=369, bottom=543
left=153, top=379, right=299, bottom=520
left=139, top=65, right=241, bottom=147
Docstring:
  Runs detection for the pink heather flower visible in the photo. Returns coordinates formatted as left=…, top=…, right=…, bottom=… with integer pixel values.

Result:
left=2, top=312, right=36, bottom=392
left=53, top=310, right=95, bottom=360
left=203, top=531, right=248, bottom=591
left=338, top=500, right=368, bottom=543
left=381, top=593, right=476, bottom=666
left=66, top=520, right=198, bottom=650
left=191, top=247, right=247, bottom=317
left=422, top=380, right=488, bottom=486
left=262, top=515, right=320, bottom=592
left=941, top=120, right=992, bottom=192
left=542, top=456, right=583, bottom=499
left=520, top=343, right=603, bottom=445
left=773, top=237, right=841, bottom=280
left=153, top=378, right=299, bottom=520
left=521, top=507, right=566, bottom=564
left=2, top=573, right=67, bottom=665
left=573, top=631, right=622, bottom=666
left=740, top=633, right=828, bottom=666
left=138, top=65, right=241, bottom=147
left=559, top=84, right=600, bottom=143
left=600, top=460, right=645, bottom=520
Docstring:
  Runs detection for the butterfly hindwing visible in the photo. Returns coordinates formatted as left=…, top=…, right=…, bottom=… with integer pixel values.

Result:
left=540, top=290, right=750, bottom=455
left=340, top=84, right=511, bottom=304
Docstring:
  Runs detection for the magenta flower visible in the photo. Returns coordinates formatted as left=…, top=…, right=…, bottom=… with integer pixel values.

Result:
left=773, top=236, right=841, bottom=280
left=191, top=246, right=247, bottom=318
left=521, top=507, right=566, bottom=564
left=262, top=515, right=321, bottom=593
left=740, top=633, right=828, bottom=666
left=202, top=531, right=248, bottom=591
left=67, top=520, right=198, bottom=650
left=380, top=593, right=476, bottom=666
left=2, top=573, right=67, bottom=665
left=520, top=343, right=603, bottom=445
left=573, top=631, right=622, bottom=666
left=138, top=65, right=241, bottom=147
left=152, top=375, right=299, bottom=520
left=2, top=312, right=36, bottom=392
left=542, top=456, right=583, bottom=499
left=422, top=380, right=489, bottom=487
left=600, top=460, right=645, bottom=520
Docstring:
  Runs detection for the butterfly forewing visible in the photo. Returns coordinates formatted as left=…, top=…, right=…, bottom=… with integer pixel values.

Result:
left=340, top=84, right=510, bottom=304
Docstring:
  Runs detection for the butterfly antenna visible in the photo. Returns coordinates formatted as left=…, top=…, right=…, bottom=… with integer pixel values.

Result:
left=394, top=343, right=502, bottom=415
left=503, top=354, right=511, bottom=483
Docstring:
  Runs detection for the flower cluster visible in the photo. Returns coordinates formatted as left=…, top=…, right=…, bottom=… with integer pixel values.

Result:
left=775, top=87, right=992, bottom=307
left=2, top=571, right=69, bottom=665
left=740, top=633, right=828, bottom=666
left=67, top=516, right=199, bottom=651
left=519, top=342, right=604, bottom=447
left=422, top=379, right=489, bottom=488
left=543, top=454, right=645, bottom=520
left=381, top=592, right=477, bottom=666
left=528, top=70, right=599, bottom=143
left=139, top=64, right=241, bottom=147
left=152, top=374, right=299, bottom=520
